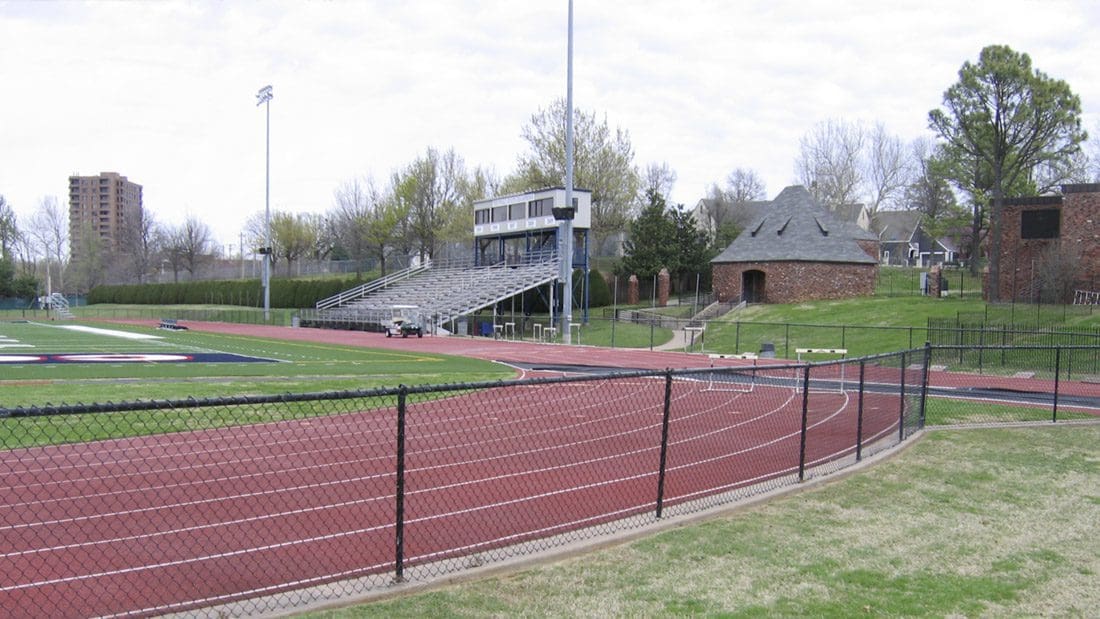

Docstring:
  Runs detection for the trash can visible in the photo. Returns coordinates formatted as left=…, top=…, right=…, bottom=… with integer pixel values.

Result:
left=759, top=341, right=776, bottom=358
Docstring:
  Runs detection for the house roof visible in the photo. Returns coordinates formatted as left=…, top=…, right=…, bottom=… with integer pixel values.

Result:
left=872, top=210, right=921, bottom=243
left=711, top=185, right=878, bottom=265
left=831, top=202, right=867, bottom=227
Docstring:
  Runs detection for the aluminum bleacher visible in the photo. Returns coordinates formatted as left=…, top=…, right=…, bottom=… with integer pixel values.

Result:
left=304, top=252, right=561, bottom=333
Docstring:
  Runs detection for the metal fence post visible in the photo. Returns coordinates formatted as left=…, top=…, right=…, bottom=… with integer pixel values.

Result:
left=797, top=364, right=811, bottom=482
left=919, top=342, right=931, bottom=428
left=655, top=370, right=674, bottom=518
left=394, top=386, right=408, bottom=583
left=978, top=329, right=985, bottom=374
left=1052, top=347, right=1061, bottom=423
left=856, top=361, right=866, bottom=461
left=898, top=351, right=908, bottom=442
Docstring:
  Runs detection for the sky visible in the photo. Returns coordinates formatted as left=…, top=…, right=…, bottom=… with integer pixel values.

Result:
left=2, top=0, right=1099, bottom=251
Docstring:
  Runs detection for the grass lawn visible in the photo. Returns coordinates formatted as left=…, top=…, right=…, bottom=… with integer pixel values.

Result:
left=306, top=424, right=1100, bottom=618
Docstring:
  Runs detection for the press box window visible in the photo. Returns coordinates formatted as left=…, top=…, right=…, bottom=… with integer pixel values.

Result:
left=1020, top=209, right=1060, bottom=239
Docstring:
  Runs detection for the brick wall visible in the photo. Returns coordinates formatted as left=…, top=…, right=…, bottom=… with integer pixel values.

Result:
left=1063, top=188, right=1100, bottom=294
left=713, top=261, right=876, bottom=304
left=994, top=185, right=1100, bottom=302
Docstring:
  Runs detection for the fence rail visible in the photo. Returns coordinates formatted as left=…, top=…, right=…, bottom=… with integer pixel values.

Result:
left=1, top=345, right=1096, bottom=617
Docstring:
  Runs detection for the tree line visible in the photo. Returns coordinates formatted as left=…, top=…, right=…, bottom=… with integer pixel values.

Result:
left=1, top=44, right=1098, bottom=300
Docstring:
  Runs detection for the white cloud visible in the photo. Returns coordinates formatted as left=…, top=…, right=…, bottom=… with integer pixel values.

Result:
left=1, top=0, right=1098, bottom=251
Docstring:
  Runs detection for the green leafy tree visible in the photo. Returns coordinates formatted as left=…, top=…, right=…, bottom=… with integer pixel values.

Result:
left=0, top=256, right=15, bottom=296
left=270, top=212, right=319, bottom=276
left=929, top=44, right=1087, bottom=298
left=13, top=272, right=37, bottom=299
left=506, top=99, right=641, bottom=248
left=0, top=196, right=18, bottom=261
left=391, top=147, right=472, bottom=263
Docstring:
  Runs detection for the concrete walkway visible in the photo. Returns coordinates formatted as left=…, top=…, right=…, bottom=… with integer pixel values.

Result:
left=653, top=328, right=705, bottom=352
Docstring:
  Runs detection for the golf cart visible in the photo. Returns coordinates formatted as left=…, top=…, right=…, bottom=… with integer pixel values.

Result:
left=385, top=305, right=423, bottom=338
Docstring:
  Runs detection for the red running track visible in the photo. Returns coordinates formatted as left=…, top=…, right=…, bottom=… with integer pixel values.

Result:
left=0, top=323, right=911, bottom=617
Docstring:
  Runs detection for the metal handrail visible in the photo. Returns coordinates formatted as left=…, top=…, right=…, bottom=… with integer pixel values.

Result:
left=315, top=262, right=431, bottom=309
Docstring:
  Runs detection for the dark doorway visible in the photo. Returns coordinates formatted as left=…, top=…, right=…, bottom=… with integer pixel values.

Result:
left=742, top=270, right=765, bottom=303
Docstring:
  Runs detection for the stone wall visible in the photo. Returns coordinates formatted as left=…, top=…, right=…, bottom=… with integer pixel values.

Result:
left=712, top=261, right=877, bottom=304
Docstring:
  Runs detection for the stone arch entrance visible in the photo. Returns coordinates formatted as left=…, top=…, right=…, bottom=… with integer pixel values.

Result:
left=742, top=269, right=765, bottom=303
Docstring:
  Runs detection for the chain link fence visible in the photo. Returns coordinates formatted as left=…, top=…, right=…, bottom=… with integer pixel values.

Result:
left=0, top=350, right=938, bottom=617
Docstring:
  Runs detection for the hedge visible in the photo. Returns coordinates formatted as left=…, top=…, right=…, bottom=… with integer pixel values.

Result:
left=87, top=277, right=367, bottom=308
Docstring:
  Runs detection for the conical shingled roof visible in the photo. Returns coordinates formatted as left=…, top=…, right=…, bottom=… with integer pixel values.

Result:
left=711, top=185, right=877, bottom=264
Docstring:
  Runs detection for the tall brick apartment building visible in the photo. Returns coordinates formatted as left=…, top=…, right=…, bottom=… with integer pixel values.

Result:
left=68, top=172, right=143, bottom=262
left=990, top=183, right=1100, bottom=303
left=711, top=185, right=879, bottom=304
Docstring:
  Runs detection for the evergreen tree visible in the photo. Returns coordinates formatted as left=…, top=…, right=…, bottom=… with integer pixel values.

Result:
left=619, top=189, right=675, bottom=279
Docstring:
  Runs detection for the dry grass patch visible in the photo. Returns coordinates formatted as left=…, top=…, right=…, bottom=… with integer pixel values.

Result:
left=307, top=425, right=1100, bottom=618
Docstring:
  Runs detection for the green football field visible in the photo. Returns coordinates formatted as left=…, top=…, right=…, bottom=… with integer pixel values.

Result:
left=0, top=320, right=511, bottom=409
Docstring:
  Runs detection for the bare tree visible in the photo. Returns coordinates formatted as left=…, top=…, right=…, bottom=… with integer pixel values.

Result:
left=724, top=168, right=767, bottom=204
left=68, top=222, right=108, bottom=291
left=1033, top=148, right=1092, bottom=190
left=641, top=162, right=677, bottom=201
left=112, top=208, right=163, bottom=284
left=1087, top=123, right=1100, bottom=182
left=163, top=216, right=216, bottom=280
left=27, top=196, right=68, bottom=292
left=796, top=119, right=865, bottom=210
left=865, top=123, right=913, bottom=214
left=331, top=178, right=378, bottom=277
left=1034, top=241, right=1081, bottom=303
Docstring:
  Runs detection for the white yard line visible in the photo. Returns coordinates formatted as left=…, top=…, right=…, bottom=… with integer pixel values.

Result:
left=53, top=324, right=163, bottom=340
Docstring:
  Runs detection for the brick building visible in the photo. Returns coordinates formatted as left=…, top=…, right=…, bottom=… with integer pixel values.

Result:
left=989, top=183, right=1100, bottom=303
left=711, top=185, right=879, bottom=304
left=68, top=172, right=143, bottom=262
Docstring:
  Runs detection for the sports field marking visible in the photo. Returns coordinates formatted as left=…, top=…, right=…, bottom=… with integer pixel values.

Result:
left=54, top=324, right=164, bottom=340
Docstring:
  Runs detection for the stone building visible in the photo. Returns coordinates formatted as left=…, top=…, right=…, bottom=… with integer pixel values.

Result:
left=989, top=184, right=1100, bottom=303
left=711, top=185, right=879, bottom=304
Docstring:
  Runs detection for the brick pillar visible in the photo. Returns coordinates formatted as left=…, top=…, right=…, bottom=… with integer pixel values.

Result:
left=928, top=265, right=942, bottom=298
left=626, top=274, right=639, bottom=305
left=657, top=268, right=671, bottom=307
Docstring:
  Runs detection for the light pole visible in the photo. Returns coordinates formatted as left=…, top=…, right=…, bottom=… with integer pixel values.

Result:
left=562, top=0, right=575, bottom=345
left=256, top=84, right=273, bottom=321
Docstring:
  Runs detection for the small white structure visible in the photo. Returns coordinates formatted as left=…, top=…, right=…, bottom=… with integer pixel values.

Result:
left=473, top=187, right=592, bottom=238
